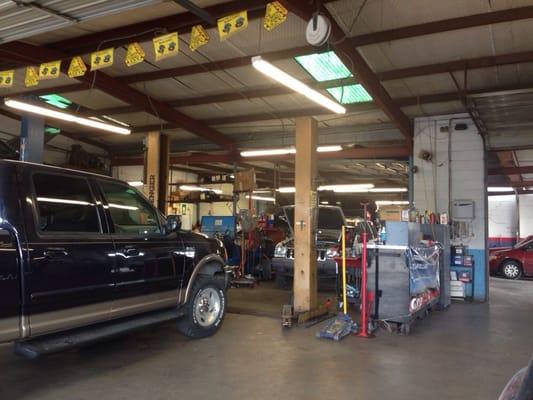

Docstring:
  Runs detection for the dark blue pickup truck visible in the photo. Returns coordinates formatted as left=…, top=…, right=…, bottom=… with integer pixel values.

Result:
left=0, top=160, right=229, bottom=358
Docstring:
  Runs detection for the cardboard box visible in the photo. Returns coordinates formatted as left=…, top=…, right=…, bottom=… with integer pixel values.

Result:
left=234, top=169, right=256, bottom=192
left=379, top=206, right=404, bottom=221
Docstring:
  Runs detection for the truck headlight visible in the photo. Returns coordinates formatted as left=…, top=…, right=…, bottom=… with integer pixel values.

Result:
left=274, top=244, right=287, bottom=258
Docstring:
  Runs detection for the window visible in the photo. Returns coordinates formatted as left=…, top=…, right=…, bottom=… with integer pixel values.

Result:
left=99, top=181, right=161, bottom=235
left=33, top=173, right=101, bottom=233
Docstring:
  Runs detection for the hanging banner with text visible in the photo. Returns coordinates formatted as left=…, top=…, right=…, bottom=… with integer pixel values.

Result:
left=217, top=10, right=248, bottom=41
left=91, top=48, right=114, bottom=71
left=153, top=32, right=179, bottom=61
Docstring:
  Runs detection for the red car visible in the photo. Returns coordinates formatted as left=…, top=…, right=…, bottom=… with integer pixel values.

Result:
left=489, top=236, right=533, bottom=279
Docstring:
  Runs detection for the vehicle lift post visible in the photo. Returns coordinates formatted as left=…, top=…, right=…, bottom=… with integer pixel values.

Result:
left=358, top=202, right=374, bottom=338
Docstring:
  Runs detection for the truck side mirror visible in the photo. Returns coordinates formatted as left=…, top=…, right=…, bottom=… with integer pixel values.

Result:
left=166, top=215, right=181, bottom=233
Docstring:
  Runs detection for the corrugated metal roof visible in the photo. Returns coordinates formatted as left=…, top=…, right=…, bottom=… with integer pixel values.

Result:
left=0, top=0, right=164, bottom=44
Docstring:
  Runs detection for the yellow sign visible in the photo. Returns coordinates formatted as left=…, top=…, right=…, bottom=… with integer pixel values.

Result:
left=39, top=60, right=61, bottom=80
left=24, top=67, right=39, bottom=87
left=68, top=56, right=87, bottom=78
left=90, top=48, right=114, bottom=71
left=153, top=32, right=179, bottom=61
left=0, top=70, right=14, bottom=88
left=217, top=10, right=248, bottom=41
left=189, top=25, right=209, bottom=51
left=264, top=2, right=288, bottom=31
left=125, top=42, right=145, bottom=67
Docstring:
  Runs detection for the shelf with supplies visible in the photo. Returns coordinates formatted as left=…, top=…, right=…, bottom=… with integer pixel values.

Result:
left=449, top=245, right=474, bottom=301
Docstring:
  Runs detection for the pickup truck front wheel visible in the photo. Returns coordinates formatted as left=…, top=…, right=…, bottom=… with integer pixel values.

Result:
left=178, top=276, right=226, bottom=338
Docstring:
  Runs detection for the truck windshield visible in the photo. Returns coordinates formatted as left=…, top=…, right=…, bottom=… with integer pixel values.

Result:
left=284, top=207, right=344, bottom=231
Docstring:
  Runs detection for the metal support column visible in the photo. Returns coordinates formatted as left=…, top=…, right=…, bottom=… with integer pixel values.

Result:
left=20, top=115, right=44, bottom=163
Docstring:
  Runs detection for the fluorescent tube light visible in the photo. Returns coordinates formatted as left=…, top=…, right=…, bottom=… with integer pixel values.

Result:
left=246, top=195, right=276, bottom=203
left=128, top=181, right=144, bottom=187
left=277, top=187, right=296, bottom=193
left=488, top=187, right=514, bottom=192
left=317, top=145, right=342, bottom=152
left=180, top=185, right=223, bottom=194
left=251, top=56, right=346, bottom=114
left=318, top=184, right=374, bottom=192
left=241, top=147, right=296, bottom=157
left=369, top=188, right=408, bottom=193
left=4, top=99, right=131, bottom=135
left=376, top=200, right=409, bottom=206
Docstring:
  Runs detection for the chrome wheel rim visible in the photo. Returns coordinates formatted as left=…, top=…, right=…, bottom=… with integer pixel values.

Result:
left=504, top=264, right=519, bottom=278
left=193, top=287, right=221, bottom=327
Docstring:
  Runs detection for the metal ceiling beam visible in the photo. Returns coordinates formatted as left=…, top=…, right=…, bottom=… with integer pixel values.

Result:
left=349, top=6, right=533, bottom=47
left=0, top=41, right=236, bottom=151
left=511, top=180, right=533, bottom=188
left=488, top=166, right=533, bottom=176
left=490, top=144, right=533, bottom=152
left=111, top=145, right=410, bottom=166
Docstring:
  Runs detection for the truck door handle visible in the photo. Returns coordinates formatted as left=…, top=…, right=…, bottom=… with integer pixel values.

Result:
left=43, top=248, right=69, bottom=258
left=125, top=247, right=140, bottom=256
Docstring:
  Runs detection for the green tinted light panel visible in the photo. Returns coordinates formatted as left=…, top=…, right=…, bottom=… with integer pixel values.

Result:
left=327, top=84, right=373, bottom=104
left=39, top=94, right=72, bottom=109
left=295, top=51, right=351, bottom=81
left=45, top=127, right=60, bottom=135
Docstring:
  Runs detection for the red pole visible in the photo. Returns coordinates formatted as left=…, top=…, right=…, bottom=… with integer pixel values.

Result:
left=358, top=202, right=372, bottom=338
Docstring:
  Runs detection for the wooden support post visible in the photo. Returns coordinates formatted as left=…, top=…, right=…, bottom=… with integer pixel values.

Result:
left=293, top=117, right=318, bottom=313
left=145, top=132, right=170, bottom=213
left=145, top=131, right=161, bottom=208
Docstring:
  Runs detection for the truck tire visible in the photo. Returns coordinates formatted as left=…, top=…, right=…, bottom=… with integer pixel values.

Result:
left=177, top=276, right=226, bottom=338
left=501, top=260, right=522, bottom=280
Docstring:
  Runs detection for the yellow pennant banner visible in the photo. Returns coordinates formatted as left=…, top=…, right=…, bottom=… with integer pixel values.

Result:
left=68, top=56, right=87, bottom=78
left=0, top=70, right=14, bottom=88
left=125, top=42, right=145, bottom=67
left=264, top=2, right=288, bottom=31
left=91, top=48, right=114, bottom=71
left=39, top=60, right=61, bottom=80
left=153, top=32, right=179, bottom=61
left=25, top=67, right=39, bottom=87
left=189, top=25, right=209, bottom=51
left=218, top=10, right=248, bottom=41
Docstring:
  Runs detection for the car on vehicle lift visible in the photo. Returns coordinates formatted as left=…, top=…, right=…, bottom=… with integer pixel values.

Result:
left=272, top=205, right=376, bottom=288
left=489, top=236, right=533, bottom=279
left=0, top=160, right=230, bottom=359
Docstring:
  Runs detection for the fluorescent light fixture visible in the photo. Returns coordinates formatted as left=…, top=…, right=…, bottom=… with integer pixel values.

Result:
left=251, top=56, right=346, bottom=114
left=179, top=185, right=223, bottom=195
left=37, top=197, right=93, bottom=206
left=317, top=145, right=342, bottom=152
left=128, top=181, right=144, bottom=187
left=375, top=162, right=386, bottom=169
left=488, top=187, right=514, bottom=192
left=318, top=183, right=374, bottom=192
left=241, top=147, right=296, bottom=157
left=320, top=201, right=329, bottom=204
left=277, top=187, right=296, bottom=193
left=376, top=200, right=410, bottom=206
left=369, top=188, right=408, bottom=193
left=246, top=195, right=276, bottom=203
left=4, top=99, right=131, bottom=135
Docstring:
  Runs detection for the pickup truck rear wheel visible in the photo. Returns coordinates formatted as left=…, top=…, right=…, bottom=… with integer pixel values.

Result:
left=178, top=276, right=226, bottom=338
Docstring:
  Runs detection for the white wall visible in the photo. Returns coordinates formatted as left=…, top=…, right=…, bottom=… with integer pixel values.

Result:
left=519, top=194, right=533, bottom=238
left=488, top=195, right=518, bottom=246
left=413, top=113, right=487, bottom=301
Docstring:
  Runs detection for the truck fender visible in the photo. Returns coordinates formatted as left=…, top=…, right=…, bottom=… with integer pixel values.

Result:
left=183, top=254, right=226, bottom=303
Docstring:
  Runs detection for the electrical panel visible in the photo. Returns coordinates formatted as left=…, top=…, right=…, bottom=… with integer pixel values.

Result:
left=452, top=200, right=475, bottom=221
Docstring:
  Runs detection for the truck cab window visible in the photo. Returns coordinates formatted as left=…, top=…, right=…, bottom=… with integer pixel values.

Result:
left=99, top=181, right=161, bottom=235
left=33, top=173, right=101, bottom=233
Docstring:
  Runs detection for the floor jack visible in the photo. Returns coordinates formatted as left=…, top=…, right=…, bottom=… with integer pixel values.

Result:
left=317, top=226, right=358, bottom=341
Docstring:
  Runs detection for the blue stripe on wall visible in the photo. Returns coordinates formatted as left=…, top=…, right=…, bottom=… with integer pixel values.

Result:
left=469, top=248, right=486, bottom=301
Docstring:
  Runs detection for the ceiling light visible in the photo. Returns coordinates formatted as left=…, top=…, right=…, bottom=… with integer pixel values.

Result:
left=317, top=145, right=342, bottom=152
left=369, top=188, right=408, bottom=193
left=375, top=162, right=386, bottom=169
left=251, top=56, right=346, bottom=114
left=320, top=201, right=329, bottom=204
left=318, top=183, right=374, bottom=192
left=488, top=187, right=514, bottom=192
left=277, top=187, right=296, bottom=193
left=376, top=200, right=410, bottom=206
left=241, top=147, right=296, bottom=157
left=180, top=185, right=223, bottom=194
left=4, top=99, right=131, bottom=135
left=128, top=181, right=144, bottom=187
left=246, top=195, right=276, bottom=203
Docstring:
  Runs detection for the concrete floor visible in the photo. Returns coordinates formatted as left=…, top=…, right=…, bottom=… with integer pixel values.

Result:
left=1, top=277, right=532, bottom=400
